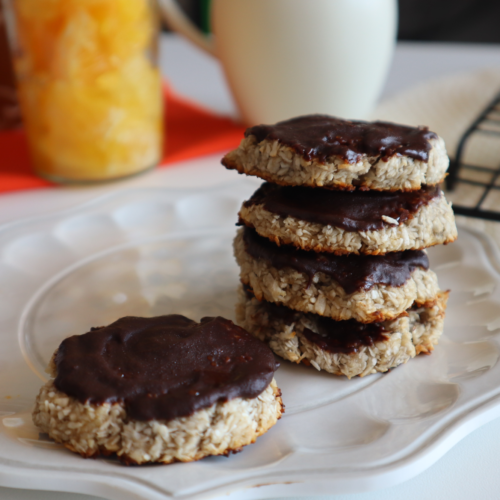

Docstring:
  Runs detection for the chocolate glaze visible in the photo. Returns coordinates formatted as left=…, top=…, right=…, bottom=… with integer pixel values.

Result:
left=245, top=115, right=437, bottom=163
left=301, top=318, right=389, bottom=354
left=256, top=297, right=388, bottom=354
left=54, top=315, right=278, bottom=422
left=242, top=227, right=428, bottom=294
left=243, top=182, right=440, bottom=231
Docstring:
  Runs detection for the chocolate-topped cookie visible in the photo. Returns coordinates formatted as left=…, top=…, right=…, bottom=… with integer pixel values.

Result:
left=234, top=227, right=439, bottom=323
left=33, top=315, right=283, bottom=464
left=244, top=182, right=441, bottom=232
left=239, top=182, right=457, bottom=255
left=222, top=115, right=448, bottom=191
left=237, top=287, right=448, bottom=379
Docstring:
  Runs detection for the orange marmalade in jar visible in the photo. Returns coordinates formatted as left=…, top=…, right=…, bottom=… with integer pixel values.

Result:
left=5, top=0, right=163, bottom=183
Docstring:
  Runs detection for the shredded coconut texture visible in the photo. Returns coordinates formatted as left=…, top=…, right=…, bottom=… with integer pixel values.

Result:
left=222, top=135, right=449, bottom=191
left=236, top=288, right=448, bottom=379
left=239, top=191, right=457, bottom=255
left=234, top=228, right=439, bottom=323
left=33, top=363, right=283, bottom=464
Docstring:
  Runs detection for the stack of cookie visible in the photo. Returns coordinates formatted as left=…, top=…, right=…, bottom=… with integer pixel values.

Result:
left=223, top=115, right=457, bottom=378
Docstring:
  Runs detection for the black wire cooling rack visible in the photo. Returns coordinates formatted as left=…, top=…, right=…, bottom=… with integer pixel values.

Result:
left=446, top=91, right=500, bottom=221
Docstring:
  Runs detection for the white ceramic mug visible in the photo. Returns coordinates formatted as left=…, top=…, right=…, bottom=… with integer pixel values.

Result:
left=159, top=0, right=397, bottom=125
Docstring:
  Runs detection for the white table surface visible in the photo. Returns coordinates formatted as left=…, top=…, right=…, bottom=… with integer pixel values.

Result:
left=2, top=34, right=500, bottom=500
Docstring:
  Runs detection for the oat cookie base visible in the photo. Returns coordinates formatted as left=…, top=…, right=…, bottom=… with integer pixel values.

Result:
left=236, top=289, right=448, bottom=379
left=223, top=135, right=448, bottom=191
left=33, top=375, right=283, bottom=465
left=239, top=192, right=457, bottom=255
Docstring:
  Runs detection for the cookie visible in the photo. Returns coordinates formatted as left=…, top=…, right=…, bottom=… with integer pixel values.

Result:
left=237, top=288, right=448, bottom=379
left=222, top=115, right=448, bottom=191
left=234, top=227, right=439, bottom=323
left=33, top=315, right=283, bottom=464
left=239, top=183, right=457, bottom=255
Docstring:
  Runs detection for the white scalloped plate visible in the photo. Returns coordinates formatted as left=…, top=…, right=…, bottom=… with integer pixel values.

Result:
left=1, top=180, right=500, bottom=500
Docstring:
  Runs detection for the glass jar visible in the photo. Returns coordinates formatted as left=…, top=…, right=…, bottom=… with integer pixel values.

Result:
left=4, top=0, right=163, bottom=183
left=0, top=4, right=22, bottom=130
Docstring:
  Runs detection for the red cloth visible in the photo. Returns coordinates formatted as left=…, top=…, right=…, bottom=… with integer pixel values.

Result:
left=0, top=84, right=246, bottom=193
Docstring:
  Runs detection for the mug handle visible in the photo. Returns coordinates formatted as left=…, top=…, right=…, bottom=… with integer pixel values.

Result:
left=157, top=0, right=216, bottom=57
